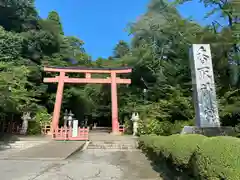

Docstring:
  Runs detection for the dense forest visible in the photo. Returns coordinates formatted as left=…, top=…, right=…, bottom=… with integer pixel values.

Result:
left=0, top=0, right=239, bottom=135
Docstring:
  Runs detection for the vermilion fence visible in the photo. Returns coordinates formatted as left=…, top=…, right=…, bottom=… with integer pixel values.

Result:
left=0, top=121, right=123, bottom=139
left=41, top=123, right=51, bottom=135
left=52, top=127, right=89, bottom=141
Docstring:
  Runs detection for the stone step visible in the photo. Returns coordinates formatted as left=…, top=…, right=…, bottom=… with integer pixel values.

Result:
left=87, top=141, right=138, bottom=150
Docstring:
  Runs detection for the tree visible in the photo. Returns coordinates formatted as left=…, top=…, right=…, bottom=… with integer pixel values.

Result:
left=113, top=40, right=130, bottom=58
left=0, top=0, right=38, bottom=32
left=0, top=26, right=23, bottom=61
left=47, top=11, right=64, bottom=35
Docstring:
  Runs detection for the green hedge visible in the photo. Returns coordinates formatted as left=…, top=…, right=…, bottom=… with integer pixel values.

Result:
left=139, top=134, right=240, bottom=180
left=194, top=136, right=240, bottom=180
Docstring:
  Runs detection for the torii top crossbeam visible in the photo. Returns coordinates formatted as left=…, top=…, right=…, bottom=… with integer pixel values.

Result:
left=44, top=66, right=132, bottom=84
left=44, top=66, right=132, bottom=73
left=43, top=66, right=132, bottom=134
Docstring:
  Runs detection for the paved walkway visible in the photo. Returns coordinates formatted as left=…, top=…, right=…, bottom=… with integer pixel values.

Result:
left=0, top=133, right=162, bottom=180
left=0, top=149, right=161, bottom=180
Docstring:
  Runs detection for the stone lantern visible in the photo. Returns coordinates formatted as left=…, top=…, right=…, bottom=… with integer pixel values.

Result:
left=63, top=109, right=68, bottom=127
left=20, top=112, right=32, bottom=135
left=131, top=112, right=139, bottom=136
left=68, top=110, right=74, bottom=128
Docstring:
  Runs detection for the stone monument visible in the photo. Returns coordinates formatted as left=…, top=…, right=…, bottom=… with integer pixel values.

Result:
left=131, top=112, right=139, bottom=136
left=190, top=44, right=220, bottom=127
left=182, top=44, right=222, bottom=135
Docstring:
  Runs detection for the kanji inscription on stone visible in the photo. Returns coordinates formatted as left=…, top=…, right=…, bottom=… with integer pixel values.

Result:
left=189, top=44, right=220, bottom=127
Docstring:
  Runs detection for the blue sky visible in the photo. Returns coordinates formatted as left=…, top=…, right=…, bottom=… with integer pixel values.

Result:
left=35, top=0, right=215, bottom=60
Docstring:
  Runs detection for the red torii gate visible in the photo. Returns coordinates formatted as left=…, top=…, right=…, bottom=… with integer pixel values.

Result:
left=43, top=66, right=132, bottom=135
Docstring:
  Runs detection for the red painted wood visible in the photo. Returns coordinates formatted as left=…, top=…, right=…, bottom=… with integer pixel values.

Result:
left=44, top=77, right=131, bottom=84
left=44, top=67, right=132, bottom=74
left=52, top=72, right=65, bottom=129
left=52, top=127, right=89, bottom=141
left=43, top=66, right=132, bottom=136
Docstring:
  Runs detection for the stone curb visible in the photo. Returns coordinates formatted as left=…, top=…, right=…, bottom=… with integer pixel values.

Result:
left=65, top=141, right=88, bottom=159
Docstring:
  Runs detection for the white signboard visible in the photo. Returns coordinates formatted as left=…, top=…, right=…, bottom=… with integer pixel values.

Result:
left=72, top=120, right=78, bottom=137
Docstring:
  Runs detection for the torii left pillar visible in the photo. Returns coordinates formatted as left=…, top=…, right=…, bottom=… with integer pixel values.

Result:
left=52, top=71, right=65, bottom=129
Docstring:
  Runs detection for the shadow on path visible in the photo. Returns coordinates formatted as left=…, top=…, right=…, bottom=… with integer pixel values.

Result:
left=142, top=151, right=195, bottom=180
left=0, top=133, right=19, bottom=151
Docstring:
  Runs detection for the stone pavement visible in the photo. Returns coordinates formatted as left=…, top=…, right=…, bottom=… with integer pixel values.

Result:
left=0, top=135, right=51, bottom=159
left=0, top=148, right=161, bottom=180
left=0, top=133, right=162, bottom=180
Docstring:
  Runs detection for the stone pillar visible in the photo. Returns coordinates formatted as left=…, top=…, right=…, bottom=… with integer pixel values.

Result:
left=52, top=71, right=65, bottom=129
left=189, top=44, right=220, bottom=127
left=111, top=71, right=119, bottom=133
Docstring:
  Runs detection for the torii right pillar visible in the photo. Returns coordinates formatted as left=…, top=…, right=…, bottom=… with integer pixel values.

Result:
left=111, top=71, right=119, bottom=133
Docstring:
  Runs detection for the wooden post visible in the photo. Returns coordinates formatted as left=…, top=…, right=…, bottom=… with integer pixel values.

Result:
left=111, top=71, right=119, bottom=133
left=52, top=71, right=65, bottom=129
left=85, top=73, right=91, bottom=79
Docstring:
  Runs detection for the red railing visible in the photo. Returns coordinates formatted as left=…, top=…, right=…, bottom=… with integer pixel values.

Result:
left=52, top=127, right=89, bottom=141
left=41, top=124, right=51, bottom=135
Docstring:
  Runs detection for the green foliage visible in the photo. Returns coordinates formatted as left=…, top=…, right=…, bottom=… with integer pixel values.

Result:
left=194, top=136, right=240, bottom=180
left=0, top=26, right=23, bottom=60
left=113, top=40, right=130, bottom=58
left=139, top=135, right=240, bottom=179
left=34, top=108, right=52, bottom=124
left=47, top=11, right=64, bottom=35
left=27, top=121, right=41, bottom=135
left=27, top=108, right=51, bottom=135
left=138, top=118, right=173, bottom=135
left=123, top=117, right=133, bottom=134
left=0, top=62, right=38, bottom=112
left=0, top=0, right=38, bottom=32
left=166, top=134, right=206, bottom=167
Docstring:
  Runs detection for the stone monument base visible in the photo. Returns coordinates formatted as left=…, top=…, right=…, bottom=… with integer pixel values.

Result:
left=181, top=126, right=238, bottom=137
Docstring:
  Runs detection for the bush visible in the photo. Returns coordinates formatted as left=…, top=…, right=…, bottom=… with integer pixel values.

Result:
left=194, top=136, right=240, bottom=180
left=138, top=118, right=170, bottom=135
left=27, top=108, right=51, bottom=135
left=166, top=134, right=206, bottom=167
left=123, top=117, right=133, bottom=134
left=27, top=121, right=41, bottom=135
left=138, top=118, right=191, bottom=136
left=34, top=108, right=52, bottom=124
left=139, top=134, right=240, bottom=180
